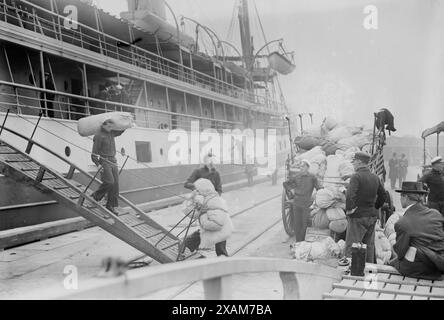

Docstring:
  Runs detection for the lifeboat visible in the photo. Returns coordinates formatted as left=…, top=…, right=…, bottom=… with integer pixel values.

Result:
left=267, top=51, right=296, bottom=75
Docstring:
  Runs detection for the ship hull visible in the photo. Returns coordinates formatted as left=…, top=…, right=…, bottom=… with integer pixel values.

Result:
left=0, top=112, right=289, bottom=237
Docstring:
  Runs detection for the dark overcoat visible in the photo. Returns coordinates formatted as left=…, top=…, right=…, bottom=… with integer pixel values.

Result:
left=391, top=203, right=444, bottom=280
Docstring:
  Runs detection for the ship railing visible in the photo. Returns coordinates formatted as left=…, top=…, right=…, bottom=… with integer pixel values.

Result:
left=0, top=81, right=258, bottom=132
left=0, top=0, right=287, bottom=112
left=0, top=80, right=288, bottom=129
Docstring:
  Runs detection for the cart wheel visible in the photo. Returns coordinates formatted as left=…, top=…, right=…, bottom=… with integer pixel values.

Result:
left=282, top=190, right=295, bottom=236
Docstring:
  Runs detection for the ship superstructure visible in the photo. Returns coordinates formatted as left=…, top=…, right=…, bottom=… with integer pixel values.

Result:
left=0, top=0, right=295, bottom=242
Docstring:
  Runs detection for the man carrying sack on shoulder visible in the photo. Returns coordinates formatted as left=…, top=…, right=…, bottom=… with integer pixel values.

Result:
left=91, top=119, right=125, bottom=215
left=339, top=152, right=387, bottom=266
left=390, top=182, right=444, bottom=280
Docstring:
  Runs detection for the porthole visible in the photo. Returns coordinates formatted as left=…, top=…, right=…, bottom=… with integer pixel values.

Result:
left=121, top=147, right=126, bottom=156
left=160, top=148, right=164, bottom=156
left=65, top=146, right=71, bottom=157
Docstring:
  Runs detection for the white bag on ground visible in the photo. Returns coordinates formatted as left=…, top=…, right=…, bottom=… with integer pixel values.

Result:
left=291, top=237, right=343, bottom=261
left=310, top=241, right=333, bottom=260
left=291, top=242, right=312, bottom=261
left=77, top=112, right=135, bottom=137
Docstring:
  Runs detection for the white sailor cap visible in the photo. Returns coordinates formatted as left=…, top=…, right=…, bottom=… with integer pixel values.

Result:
left=431, top=156, right=443, bottom=165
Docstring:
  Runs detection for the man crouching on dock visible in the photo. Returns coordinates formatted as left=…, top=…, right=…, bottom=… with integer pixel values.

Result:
left=91, top=119, right=125, bottom=215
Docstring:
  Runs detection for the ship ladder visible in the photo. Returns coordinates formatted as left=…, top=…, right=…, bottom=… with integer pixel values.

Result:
left=0, top=122, right=199, bottom=264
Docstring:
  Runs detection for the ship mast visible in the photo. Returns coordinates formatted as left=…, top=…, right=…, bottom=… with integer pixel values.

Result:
left=238, top=0, right=255, bottom=75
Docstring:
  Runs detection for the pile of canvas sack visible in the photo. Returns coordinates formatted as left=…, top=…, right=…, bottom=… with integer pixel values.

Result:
left=290, top=117, right=376, bottom=263
left=295, top=116, right=373, bottom=156
left=292, top=117, right=375, bottom=235
left=310, top=187, right=348, bottom=234
left=290, top=237, right=346, bottom=262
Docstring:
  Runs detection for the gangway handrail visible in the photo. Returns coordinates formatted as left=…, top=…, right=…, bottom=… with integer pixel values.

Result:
left=36, top=257, right=342, bottom=300
left=0, top=123, right=174, bottom=234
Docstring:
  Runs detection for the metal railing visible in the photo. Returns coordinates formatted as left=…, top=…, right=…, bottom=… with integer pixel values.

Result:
left=0, top=81, right=247, bottom=131
left=0, top=81, right=288, bottom=131
left=0, top=0, right=286, bottom=113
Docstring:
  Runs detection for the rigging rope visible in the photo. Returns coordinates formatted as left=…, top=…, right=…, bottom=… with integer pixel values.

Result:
left=252, top=0, right=288, bottom=112
left=225, top=0, right=239, bottom=43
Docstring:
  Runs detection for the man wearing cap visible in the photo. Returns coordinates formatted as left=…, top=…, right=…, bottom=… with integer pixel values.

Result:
left=91, top=119, right=125, bottom=215
left=185, top=153, right=222, bottom=196
left=419, top=156, right=444, bottom=215
left=342, top=152, right=387, bottom=265
left=390, top=182, right=444, bottom=280
left=284, top=159, right=322, bottom=242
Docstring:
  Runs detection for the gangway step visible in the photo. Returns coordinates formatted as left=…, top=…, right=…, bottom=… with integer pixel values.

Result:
left=0, top=134, right=197, bottom=264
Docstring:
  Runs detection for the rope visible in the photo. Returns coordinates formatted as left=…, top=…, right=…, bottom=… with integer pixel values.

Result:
left=253, top=0, right=270, bottom=54
left=252, top=0, right=288, bottom=112
left=225, top=0, right=238, bottom=43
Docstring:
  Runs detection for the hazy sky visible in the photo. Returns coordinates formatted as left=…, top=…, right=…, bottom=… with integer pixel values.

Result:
left=94, top=0, right=444, bottom=137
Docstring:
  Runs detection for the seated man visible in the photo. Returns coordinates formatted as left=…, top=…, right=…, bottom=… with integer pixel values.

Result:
left=390, top=182, right=444, bottom=280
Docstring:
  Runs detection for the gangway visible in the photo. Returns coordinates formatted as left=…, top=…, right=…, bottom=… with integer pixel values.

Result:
left=0, top=121, right=197, bottom=264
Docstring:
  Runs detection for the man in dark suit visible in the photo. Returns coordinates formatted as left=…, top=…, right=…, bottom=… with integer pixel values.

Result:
left=390, top=182, right=444, bottom=280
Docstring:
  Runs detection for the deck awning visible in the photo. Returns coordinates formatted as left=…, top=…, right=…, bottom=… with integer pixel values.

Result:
left=422, top=121, right=444, bottom=139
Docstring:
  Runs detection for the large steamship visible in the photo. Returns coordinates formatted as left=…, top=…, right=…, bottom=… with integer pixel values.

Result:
left=0, top=0, right=295, bottom=246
